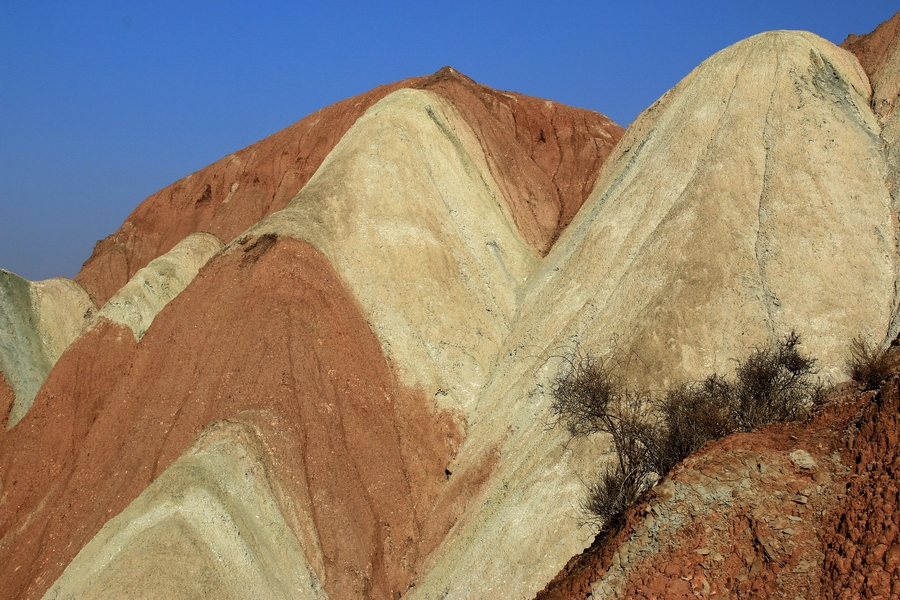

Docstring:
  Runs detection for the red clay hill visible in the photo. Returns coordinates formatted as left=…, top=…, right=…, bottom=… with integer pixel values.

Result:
left=75, top=68, right=622, bottom=306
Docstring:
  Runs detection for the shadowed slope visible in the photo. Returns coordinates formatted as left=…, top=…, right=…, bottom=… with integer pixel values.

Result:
left=0, top=237, right=461, bottom=599
left=74, top=70, right=621, bottom=306
left=842, top=10, right=900, bottom=254
left=842, top=10, right=900, bottom=122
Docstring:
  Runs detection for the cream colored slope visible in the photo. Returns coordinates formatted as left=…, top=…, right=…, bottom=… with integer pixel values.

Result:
left=43, top=419, right=327, bottom=600
left=247, top=88, right=540, bottom=416
left=518, top=29, right=892, bottom=388
left=410, top=31, right=897, bottom=600
left=97, top=232, right=223, bottom=339
left=0, top=271, right=94, bottom=427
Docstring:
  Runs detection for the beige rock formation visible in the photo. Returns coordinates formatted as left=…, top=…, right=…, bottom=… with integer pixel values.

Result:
left=43, top=419, right=327, bottom=600
left=409, top=30, right=898, bottom=599
left=0, top=271, right=94, bottom=427
left=248, top=88, right=540, bottom=417
left=96, top=232, right=224, bottom=340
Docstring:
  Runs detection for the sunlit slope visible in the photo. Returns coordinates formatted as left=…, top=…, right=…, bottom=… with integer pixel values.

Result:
left=248, top=88, right=541, bottom=417
left=43, top=420, right=327, bottom=600
left=0, top=271, right=93, bottom=427
left=96, top=232, right=223, bottom=340
left=519, top=29, right=893, bottom=388
left=410, top=30, right=898, bottom=600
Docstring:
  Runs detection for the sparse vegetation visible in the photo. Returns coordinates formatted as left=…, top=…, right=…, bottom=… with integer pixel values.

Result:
left=550, top=332, right=821, bottom=530
left=846, top=336, right=892, bottom=391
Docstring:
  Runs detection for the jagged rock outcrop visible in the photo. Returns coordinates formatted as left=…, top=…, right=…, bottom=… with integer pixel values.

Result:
left=0, top=271, right=94, bottom=427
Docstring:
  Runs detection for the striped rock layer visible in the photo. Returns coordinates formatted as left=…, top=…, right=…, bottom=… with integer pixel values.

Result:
left=1, top=15, right=899, bottom=599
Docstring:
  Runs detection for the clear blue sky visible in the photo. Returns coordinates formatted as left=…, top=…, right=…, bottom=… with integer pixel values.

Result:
left=1, top=1, right=897, bottom=281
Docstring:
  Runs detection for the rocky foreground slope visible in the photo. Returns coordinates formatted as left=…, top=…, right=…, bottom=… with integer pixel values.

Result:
left=2, top=10, right=900, bottom=600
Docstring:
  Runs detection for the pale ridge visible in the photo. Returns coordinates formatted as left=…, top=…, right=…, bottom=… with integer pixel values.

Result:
left=0, top=271, right=94, bottom=427
left=247, top=88, right=540, bottom=418
left=43, top=419, right=328, bottom=600
left=97, top=232, right=224, bottom=340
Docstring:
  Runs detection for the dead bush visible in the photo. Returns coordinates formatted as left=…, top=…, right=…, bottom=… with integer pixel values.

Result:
left=652, top=375, right=736, bottom=474
left=549, top=351, right=624, bottom=438
left=730, top=331, right=820, bottom=430
left=845, top=336, right=892, bottom=391
left=550, top=331, right=820, bottom=529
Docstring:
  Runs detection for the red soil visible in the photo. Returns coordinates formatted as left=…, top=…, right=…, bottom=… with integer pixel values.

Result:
left=841, top=11, right=900, bottom=82
left=0, top=237, right=467, bottom=599
left=537, top=371, right=900, bottom=600
left=821, top=377, right=900, bottom=598
left=74, top=70, right=622, bottom=306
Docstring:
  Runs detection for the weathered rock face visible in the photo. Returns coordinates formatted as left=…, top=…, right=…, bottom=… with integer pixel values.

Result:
left=0, top=271, right=94, bottom=427
left=405, top=29, right=899, bottom=600
left=74, top=69, right=622, bottom=306
left=5, top=14, right=900, bottom=599
left=0, top=237, right=463, bottom=599
left=516, top=30, right=893, bottom=389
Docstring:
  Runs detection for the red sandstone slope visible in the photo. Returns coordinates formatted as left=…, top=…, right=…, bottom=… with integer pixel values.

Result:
left=536, top=375, right=900, bottom=599
left=74, top=69, right=622, bottom=306
left=0, top=236, right=465, bottom=599
left=841, top=11, right=900, bottom=85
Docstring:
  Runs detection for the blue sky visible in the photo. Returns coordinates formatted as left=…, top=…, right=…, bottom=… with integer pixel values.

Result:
left=1, top=1, right=897, bottom=280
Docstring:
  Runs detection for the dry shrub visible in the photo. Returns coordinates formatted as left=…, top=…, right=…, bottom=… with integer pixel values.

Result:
left=729, top=331, right=820, bottom=430
left=846, top=336, right=892, bottom=391
left=550, top=332, right=821, bottom=529
left=652, top=375, right=735, bottom=475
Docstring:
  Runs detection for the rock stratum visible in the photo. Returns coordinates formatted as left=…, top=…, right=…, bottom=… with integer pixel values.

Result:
left=2, top=11, right=900, bottom=600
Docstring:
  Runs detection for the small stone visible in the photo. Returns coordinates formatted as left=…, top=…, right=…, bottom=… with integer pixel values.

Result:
left=793, top=494, right=809, bottom=504
left=695, top=547, right=711, bottom=555
left=790, top=449, right=817, bottom=470
left=788, top=516, right=803, bottom=522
